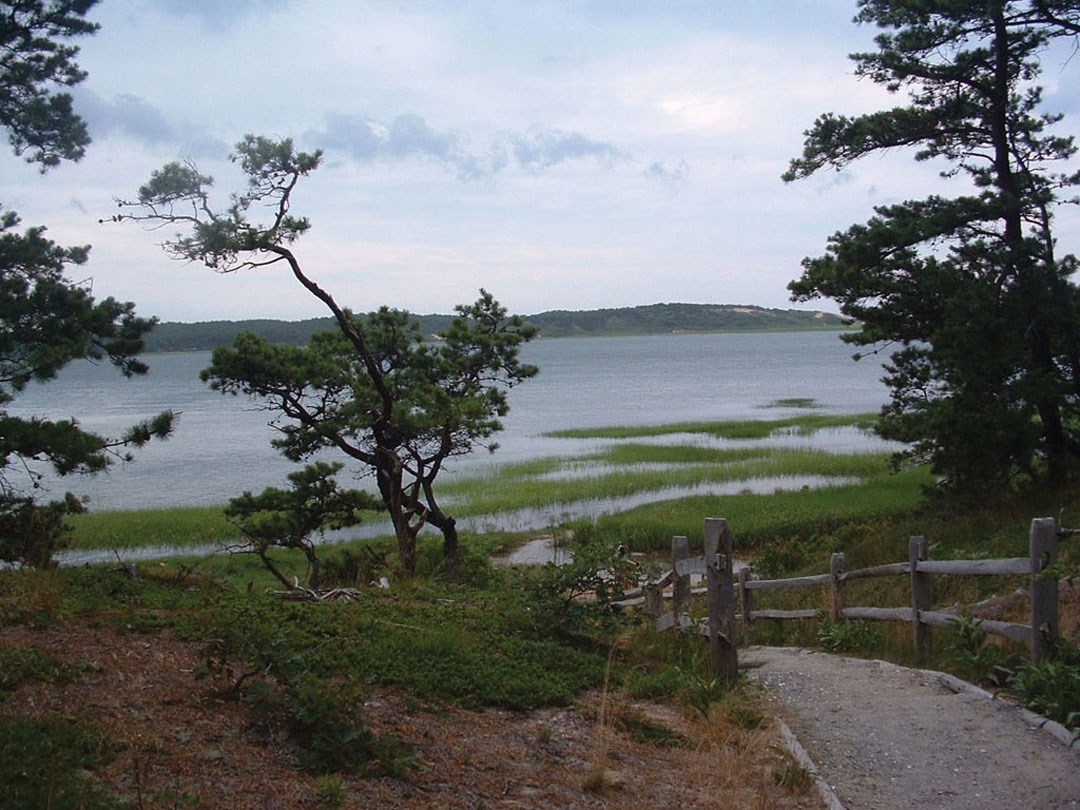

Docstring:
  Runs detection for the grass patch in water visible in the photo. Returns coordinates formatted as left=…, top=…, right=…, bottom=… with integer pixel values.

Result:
left=441, top=445, right=891, bottom=517
left=67, top=505, right=234, bottom=551
left=66, top=506, right=385, bottom=553
left=760, top=398, right=821, bottom=409
left=571, top=465, right=932, bottom=554
left=66, top=419, right=890, bottom=552
left=545, top=413, right=877, bottom=440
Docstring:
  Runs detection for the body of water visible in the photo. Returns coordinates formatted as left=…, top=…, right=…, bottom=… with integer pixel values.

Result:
left=9, top=330, right=889, bottom=511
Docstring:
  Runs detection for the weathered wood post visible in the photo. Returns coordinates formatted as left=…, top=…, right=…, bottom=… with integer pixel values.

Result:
left=644, top=582, right=664, bottom=617
left=909, top=536, right=931, bottom=659
left=672, top=535, right=691, bottom=627
left=1029, top=517, right=1059, bottom=664
left=704, top=518, right=738, bottom=687
left=738, top=566, right=753, bottom=641
left=829, top=552, right=846, bottom=623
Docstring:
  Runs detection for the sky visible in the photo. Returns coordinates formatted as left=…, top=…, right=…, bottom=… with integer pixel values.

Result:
left=4, top=0, right=1080, bottom=323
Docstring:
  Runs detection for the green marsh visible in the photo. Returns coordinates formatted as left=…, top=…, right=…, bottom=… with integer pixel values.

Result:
left=64, top=413, right=922, bottom=558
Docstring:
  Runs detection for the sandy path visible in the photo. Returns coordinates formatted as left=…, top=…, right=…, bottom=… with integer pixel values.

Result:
left=743, top=646, right=1080, bottom=810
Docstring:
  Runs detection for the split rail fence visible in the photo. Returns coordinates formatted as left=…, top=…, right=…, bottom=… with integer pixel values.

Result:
left=619, top=516, right=1063, bottom=683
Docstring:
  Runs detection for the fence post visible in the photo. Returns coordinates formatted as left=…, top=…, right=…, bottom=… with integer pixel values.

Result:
left=705, top=518, right=737, bottom=644
left=738, top=566, right=753, bottom=640
left=830, top=552, right=846, bottom=623
left=1029, top=517, right=1059, bottom=664
left=672, top=535, right=691, bottom=627
left=704, top=518, right=738, bottom=687
left=644, top=582, right=663, bottom=616
left=909, top=536, right=931, bottom=659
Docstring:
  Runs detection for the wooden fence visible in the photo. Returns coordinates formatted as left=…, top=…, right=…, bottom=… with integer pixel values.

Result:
left=620, top=516, right=1063, bottom=680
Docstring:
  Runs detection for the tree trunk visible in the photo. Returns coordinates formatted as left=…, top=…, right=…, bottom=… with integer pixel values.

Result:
left=989, top=5, right=1068, bottom=486
left=302, top=541, right=321, bottom=590
left=393, top=520, right=417, bottom=576
left=439, top=517, right=459, bottom=582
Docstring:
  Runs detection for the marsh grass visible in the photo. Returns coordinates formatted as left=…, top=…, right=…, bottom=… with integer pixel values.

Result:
left=12, top=415, right=1080, bottom=799
left=67, top=505, right=234, bottom=550
left=442, top=445, right=896, bottom=518
left=760, top=397, right=822, bottom=409
left=67, top=506, right=386, bottom=553
left=574, top=466, right=931, bottom=553
left=65, top=417, right=895, bottom=554
left=545, top=413, right=877, bottom=440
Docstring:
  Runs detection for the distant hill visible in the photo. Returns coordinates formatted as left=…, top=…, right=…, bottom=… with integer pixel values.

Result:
left=142, top=303, right=849, bottom=353
left=527, top=303, right=847, bottom=338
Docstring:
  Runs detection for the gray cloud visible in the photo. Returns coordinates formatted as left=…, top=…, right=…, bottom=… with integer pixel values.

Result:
left=76, top=90, right=174, bottom=143
left=644, top=159, right=690, bottom=192
left=501, top=128, right=625, bottom=174
left=156, top=0, right=292, bottom=28
left=71, top=89, right=228, bottom=157
left=313, top=112, right=486, bottom=181
left=311, top=112, right=626, bottom=181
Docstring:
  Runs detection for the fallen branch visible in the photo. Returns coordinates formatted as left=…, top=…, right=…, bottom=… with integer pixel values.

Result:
left=268, top=585, right=363, bottom=602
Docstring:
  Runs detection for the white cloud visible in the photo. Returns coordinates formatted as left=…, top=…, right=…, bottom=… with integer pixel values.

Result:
left=1, top=1, right=1074, bottom=322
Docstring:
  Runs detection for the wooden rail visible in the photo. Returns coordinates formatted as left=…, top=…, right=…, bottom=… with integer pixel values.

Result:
left=640, top=516, right=1063, bottom=671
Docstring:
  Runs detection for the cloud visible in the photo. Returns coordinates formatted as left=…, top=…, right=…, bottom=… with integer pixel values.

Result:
left=312, top=112, right=486, bottom=180
left=644, top=159, right=690, bottom=192
left=155, top=0, right=293, bottom=28
left=310, top=112, right=626, bottom=181
left=75, top=90, right=174, bottom=144
left=71, top=89, right=228, bottom=157
left=499, top=128, right=625, bottom=174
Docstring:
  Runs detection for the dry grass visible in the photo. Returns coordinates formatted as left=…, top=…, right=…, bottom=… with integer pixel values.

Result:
left=575, top=679, right=819, bottom=809
left=1, top=618, right=824, bottom=809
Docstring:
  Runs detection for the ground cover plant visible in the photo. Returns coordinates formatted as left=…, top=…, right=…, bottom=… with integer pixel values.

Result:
left=0, top=541, right=820, bottom=808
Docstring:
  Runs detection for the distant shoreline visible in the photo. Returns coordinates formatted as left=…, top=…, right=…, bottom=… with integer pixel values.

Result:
left=144, top=302, right=850, bottom=352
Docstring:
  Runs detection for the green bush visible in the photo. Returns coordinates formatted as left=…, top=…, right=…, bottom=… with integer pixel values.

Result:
left=753, top=535, right=811, bottom=580
left=625, top=665, right=685, bottom=701
left=516, top=536, right=638, bottom=643
left=1008, top=643, right=1080, bottom=730
left=319, top=544, right=389, bottom=588
left=817, top=619, right=880, bottom=654
left=197, top=595, right=412, bottom=776
left=0, top=646, right=86, bottom=696
left=946, top=615, right=1021, bottom=686
left=0, top=716, right=126, bottom=809
left=245, top=672, right=414, bottom=776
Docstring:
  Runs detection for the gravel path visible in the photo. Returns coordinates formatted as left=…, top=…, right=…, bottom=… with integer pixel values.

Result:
left=743, top=647, right=1080, bottom=810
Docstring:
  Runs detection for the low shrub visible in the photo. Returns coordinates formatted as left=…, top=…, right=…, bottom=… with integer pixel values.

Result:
left=1008, top=641, right=1080, bottom=730
left=197, top=595, right=412, bottom=776
left=0, top=645, right=86, bottom=696
left=0, top=716, right=125, bottom=809
left=245, top=672, right=414, bottom=776
left=945, top=615, right=1022, bottom=686
left=516, top=535, right=639, bottom=644
left=816, top=619, right=880, bottom=654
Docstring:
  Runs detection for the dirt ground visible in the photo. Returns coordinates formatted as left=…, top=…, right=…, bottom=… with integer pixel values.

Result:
left=1, top=621, right=821, bottom=809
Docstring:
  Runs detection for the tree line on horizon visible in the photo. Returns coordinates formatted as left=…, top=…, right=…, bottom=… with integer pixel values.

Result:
left=142, top=303, right=849, bottom=352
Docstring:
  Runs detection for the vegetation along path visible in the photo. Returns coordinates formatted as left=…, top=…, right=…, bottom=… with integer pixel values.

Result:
left=744, top=647, right=1080, bottom=810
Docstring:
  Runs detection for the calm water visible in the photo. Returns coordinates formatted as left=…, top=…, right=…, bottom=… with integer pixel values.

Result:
left=10, top=331, right=888, bottom=511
